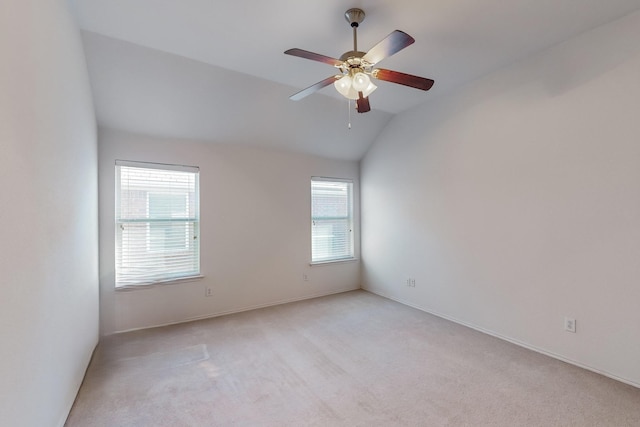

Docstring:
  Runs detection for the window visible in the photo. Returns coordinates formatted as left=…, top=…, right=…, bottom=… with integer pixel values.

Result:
left=115, top=161, right=200, bottom=287
left=311, top=178, right=354, bottom=263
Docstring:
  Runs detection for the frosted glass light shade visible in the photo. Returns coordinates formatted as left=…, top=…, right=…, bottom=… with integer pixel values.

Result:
left=346, top=87, right=359, bottom=100
left=334, top=75, right=352, bottom=97
left=362, top=81, right=377, bottom=97
left=335, top=75, right=359, bottom=99
left=351, top=72, right=370, bottom=91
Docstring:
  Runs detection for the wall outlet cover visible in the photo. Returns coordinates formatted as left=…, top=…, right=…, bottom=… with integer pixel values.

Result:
left=564, top=317, right=576, bottom=333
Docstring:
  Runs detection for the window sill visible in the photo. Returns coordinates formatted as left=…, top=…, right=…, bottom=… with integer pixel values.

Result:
left=310, top=258, right=358, bottom=266
left=115, top=274, right=204, bottom=291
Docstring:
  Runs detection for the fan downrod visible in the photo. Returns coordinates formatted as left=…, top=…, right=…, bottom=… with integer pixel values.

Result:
left=344, top=8, right=365, bottom=55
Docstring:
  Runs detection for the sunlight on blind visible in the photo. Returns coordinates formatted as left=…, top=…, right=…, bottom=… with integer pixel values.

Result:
left=311, top=178, right=353, bottom=263
left=116, top=161, right=200, bottom=286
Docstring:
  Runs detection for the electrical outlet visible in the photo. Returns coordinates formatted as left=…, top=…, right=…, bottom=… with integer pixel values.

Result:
left=405, top=278, right=416, bottom=287
left=410, top=278, right=416, bottom=287
left=564, top=317, right=576, bottom=333
left=205, top=287, right=213, bottom=297
left=303, top=273, right=309, bottom=282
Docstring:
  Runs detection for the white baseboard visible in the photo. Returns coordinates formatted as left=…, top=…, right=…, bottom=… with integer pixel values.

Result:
left=363, top=287, right=640, bottom=390
left=112, top=287, right=360, bottom=335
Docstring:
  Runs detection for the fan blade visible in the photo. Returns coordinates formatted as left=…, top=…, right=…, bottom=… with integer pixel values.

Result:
left=289, top=76, right=338, bottom=101
left=284, top=48, right=343, bottom=67
left=362, top=30, right=415, bottom=64
left=373, top=68, right=434, bottom=91
left=356, top=92, right=371, bottom=113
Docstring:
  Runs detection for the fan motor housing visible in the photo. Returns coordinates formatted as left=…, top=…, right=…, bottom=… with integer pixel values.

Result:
left=339, top=50, right=366, bottom=62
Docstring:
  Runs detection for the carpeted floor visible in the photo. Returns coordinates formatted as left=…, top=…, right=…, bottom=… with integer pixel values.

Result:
left=66, top=290, right=640, bottom=426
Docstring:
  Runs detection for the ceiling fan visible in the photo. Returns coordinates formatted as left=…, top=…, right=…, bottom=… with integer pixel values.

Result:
left=284, top=8, right=434, bottom=113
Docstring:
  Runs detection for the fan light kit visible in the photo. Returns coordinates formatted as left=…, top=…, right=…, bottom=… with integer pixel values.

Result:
left=284, top=8, right=434, bottom=114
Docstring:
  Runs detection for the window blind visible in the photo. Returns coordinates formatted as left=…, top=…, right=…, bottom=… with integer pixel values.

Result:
left=311, top=178, right=353, bottom=263
left=115, top=161, right=200, bottom=287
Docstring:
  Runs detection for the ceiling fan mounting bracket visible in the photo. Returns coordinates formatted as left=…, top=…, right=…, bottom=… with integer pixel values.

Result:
left=344, top=8, right=365, bottom=27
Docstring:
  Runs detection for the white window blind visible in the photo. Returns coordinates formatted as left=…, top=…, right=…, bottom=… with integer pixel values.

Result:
left=311, top=178, right=354, bottom=263
left=115, top=161, right=200, bottom=287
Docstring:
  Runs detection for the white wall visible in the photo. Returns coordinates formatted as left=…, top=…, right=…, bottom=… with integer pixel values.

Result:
left=361, top=10, right=640, bottom=387
left=99, top=128, right=360, bottom=334
left=0, top=1, right=99, bottom=426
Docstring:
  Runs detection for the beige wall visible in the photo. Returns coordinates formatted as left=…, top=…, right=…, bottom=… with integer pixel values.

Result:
left=0, top=1, right=99, bottom=426
left=99, top=128, right=360, bottom=334
left=361, top=10, right=640, bottom=387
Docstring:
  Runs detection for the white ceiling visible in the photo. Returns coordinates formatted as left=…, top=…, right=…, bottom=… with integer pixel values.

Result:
left=70, top=0, right=640, bottom=160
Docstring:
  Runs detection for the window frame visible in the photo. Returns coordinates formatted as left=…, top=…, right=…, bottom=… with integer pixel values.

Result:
left=310, top=177, right=355, bottom=264
left=115, top=160, right=201, bottom=288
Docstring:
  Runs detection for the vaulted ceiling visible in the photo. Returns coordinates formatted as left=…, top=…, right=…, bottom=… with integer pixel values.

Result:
left=70, top=0, right=640, bottom=160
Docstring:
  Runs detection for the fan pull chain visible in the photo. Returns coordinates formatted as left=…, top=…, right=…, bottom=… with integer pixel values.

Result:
left=348, top=99, right=352, bottom=129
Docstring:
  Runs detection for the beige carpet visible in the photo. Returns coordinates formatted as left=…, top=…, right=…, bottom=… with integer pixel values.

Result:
left=66, top=290, right=640, bottom=426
